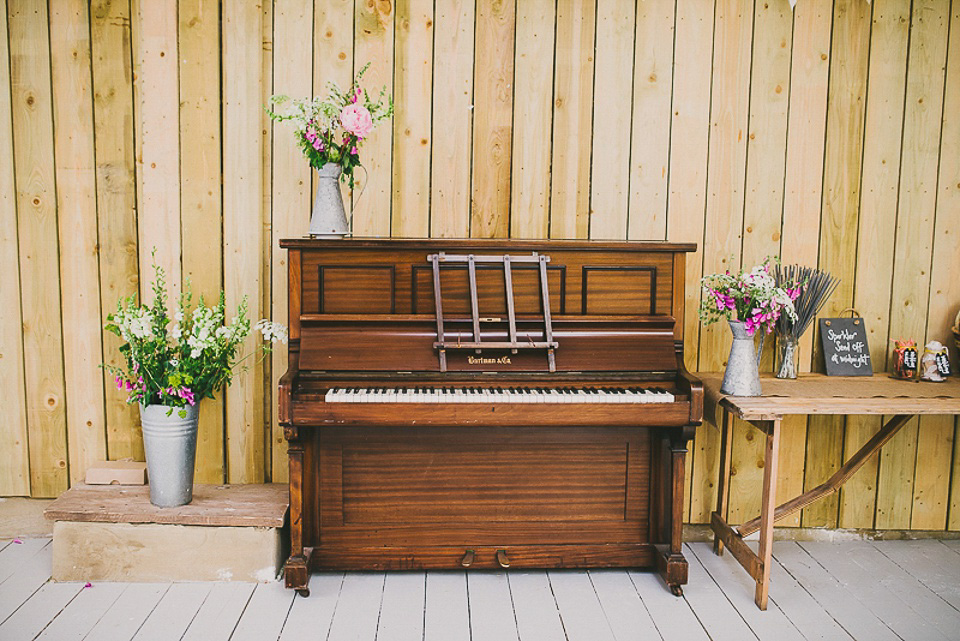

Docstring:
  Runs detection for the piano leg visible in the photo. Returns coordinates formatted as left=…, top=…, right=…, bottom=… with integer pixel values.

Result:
left=283, top=426, right=314, bottom=597
left=656, top=436, right=689, bottom=596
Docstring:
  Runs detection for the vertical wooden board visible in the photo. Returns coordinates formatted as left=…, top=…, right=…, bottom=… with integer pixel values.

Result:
left=951, top=420, right=960, bottom=530
left=509, top=0, right=554, bottom=239
left=912, top=416, right=954, bottom=530
left=727, top=0, right=792, bottom=524
left=262, top=0, right=274, bottom=481
left=392, top=0, right=433, bottom=237
left=914, top=0, right=960, bottom=532
left=271, top=0, right=314, bottom=485
left=666, top=0, right=714, bottom=370
left=668, top=0, right=716, bottom=522
left=780, top=0, right=830, bottom=372
left=801, top=0, right=870, bottom=528
left=0, top=0, right=29, bottom=496
left=315, top=0, right=356, bottom=229
left=878, top=0, right=949, bottom=530
left=773, top=1, right=832, bottom=524
left=91, top=0, right=142, bottom=464
left=840, top=0, right=910, bottom=529
left=179, top=0, right=224, bottom=484
left=136, top=0, right=181, bottom=296
left=470, top=0, right=514, bottom=239
left=50, top=0, right=108, bottom=485
left=627, top=0, right=674, bottom=241
left=588, top=0, right=635, bottom=240
left=549, top=0, right=594, bottom=240
left=739, top=0, right=791, bottom=268
left=9, top=0, right=68, bottom=497
left=696, top=0, right=752, bottom=377
left=223, top=0, right=264, bottom=483
left=352, top=0, right=394, bottom=237
left=938, top=2, right=960, bottom=532
left=690, top=0, right=753, bottom=525
left=314, top=0, right=354, bottom=113
left=775, top=415, right=807, bottom=527
left=429, top=0, right=473, bottom=238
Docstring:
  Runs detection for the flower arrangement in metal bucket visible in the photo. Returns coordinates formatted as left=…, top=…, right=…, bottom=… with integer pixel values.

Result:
left=103, top=261, right=287, bottom=418
left=699, top=259, right=802, bottom=337
left=265, top=63, right=393, bottom=188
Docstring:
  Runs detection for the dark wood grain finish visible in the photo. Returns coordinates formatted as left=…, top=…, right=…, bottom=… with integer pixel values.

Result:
left=278, top=238, right=701, bottom=597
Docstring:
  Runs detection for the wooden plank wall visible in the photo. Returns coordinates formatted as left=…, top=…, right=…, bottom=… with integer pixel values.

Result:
left=0, top=0, right=958, bottom=534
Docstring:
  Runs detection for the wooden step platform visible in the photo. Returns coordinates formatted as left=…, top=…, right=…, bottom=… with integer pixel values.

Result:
left=45, top=484, right=288, bottom=583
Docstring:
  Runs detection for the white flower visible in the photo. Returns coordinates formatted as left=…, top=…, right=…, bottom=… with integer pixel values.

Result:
left=255, top=319, right=288, bottom=344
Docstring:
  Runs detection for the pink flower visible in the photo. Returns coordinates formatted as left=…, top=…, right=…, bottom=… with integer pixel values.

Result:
left=84, top=582, right=92, bottom=588
left=352, top=87, right=362, bottom=103
left=115, top=376, right=123, bottom=390
left=180, top=387, right=196, bottom=406
left=340, top=103, right=374, bottom=138
left=13, top=538, right=22, bottom=544
left=350, top=146, right=358, bottom=155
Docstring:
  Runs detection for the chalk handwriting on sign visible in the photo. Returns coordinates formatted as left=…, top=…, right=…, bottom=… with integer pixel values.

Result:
left=820, top=317, right=873, bottom=376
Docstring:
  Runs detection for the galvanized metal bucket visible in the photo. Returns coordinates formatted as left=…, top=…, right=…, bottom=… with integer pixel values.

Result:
left=721, top=319, right=763, bottom=396
left=140, top=403, right=200, bottom=508
left=309, top=162, right=349, bottom=238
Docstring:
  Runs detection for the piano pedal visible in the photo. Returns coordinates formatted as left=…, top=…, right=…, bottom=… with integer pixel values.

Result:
left=460, top=549, right=475, bottom=568
left=496, top=549, right=511, bottom=569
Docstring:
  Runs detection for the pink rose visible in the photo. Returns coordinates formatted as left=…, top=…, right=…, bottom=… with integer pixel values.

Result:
left=340, top=104, right=374, bottom=138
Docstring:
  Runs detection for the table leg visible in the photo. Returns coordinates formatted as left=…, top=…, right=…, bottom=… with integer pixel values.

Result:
left=754, top=418, right=780, bottom=610
left=713, top=410, right=733, bottom=556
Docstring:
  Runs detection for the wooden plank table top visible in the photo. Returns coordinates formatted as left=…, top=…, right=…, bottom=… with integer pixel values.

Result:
left=44, top=483, right=289, bottom=528
left=700, top=372, right=960, bottom=421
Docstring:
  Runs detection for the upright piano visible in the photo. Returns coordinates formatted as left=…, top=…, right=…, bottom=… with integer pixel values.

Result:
left=278, top=238, right=702, bottom=597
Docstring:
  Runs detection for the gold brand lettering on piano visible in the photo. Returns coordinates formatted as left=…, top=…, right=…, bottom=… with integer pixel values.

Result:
left=467, top=355, right=512, bottom=365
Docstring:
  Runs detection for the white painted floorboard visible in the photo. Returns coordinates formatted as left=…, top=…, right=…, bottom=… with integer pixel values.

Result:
left=423, top=571, right=470, bottom=641
left=467, top=572, right=520, bottom=641
left=35, top=581, right=126, bottom=641
left=7, top=538, right=960, bottom=640
left=508, top=571, right=567, bottom=641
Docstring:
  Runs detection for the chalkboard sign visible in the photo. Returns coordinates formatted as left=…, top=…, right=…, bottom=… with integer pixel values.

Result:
left=820, top=316, right=873, bottom=376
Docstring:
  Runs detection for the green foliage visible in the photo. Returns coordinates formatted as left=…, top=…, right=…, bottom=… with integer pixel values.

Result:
left=102, top=260, right=287, bottom=409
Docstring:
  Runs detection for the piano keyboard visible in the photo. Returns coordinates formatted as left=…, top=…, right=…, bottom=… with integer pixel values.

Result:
left=325, top=386, right=675, bottom=404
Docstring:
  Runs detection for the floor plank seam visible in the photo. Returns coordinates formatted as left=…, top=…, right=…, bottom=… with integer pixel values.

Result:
left=546, top=571, right=572, bottom=641
left=585, top=570, right=633, bottom=641
left=503, top=573, right=524, bottom=641
left=227, top=581, right=259, bottom=641
left=870, top=541, right=960, bottom=615
left=464, top=573, right=474, bottom=641
left=370, top=574, right=388, bottom=641
left=31, top=582, right=86, bottom=640
left=771, top=550, right=860, bottom=641
left=793, top=543, right=908, bottom=641
left=320, top=573, right=347, bottom=641
left=78, top=582, right=129, bottom=641
left=683, top=543, right=754, bottom=641
left=687, top=543, right=758, bottom=637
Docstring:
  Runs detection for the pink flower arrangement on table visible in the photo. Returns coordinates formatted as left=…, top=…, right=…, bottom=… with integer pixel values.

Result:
left=266, top=63, right=393, bottom=188
left=699, top=259, right=802, bottom=336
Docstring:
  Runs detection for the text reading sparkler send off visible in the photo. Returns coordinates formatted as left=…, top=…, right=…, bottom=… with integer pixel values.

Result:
left=826, top=328, right=869, bottom=368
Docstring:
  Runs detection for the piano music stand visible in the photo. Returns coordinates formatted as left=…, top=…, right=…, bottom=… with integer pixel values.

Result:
left=428, top=252, right=559, bottom=372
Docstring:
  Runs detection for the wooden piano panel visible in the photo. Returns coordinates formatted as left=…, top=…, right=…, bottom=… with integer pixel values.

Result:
left=317, top=426, right=650, bottom=547
left=292, top=239, right=683, bottom=322
left=410, top=264, right=564, bottom=315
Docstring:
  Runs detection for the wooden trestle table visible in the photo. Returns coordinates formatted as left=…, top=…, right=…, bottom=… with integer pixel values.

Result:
left=701, top=372, right=960, bottom=610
